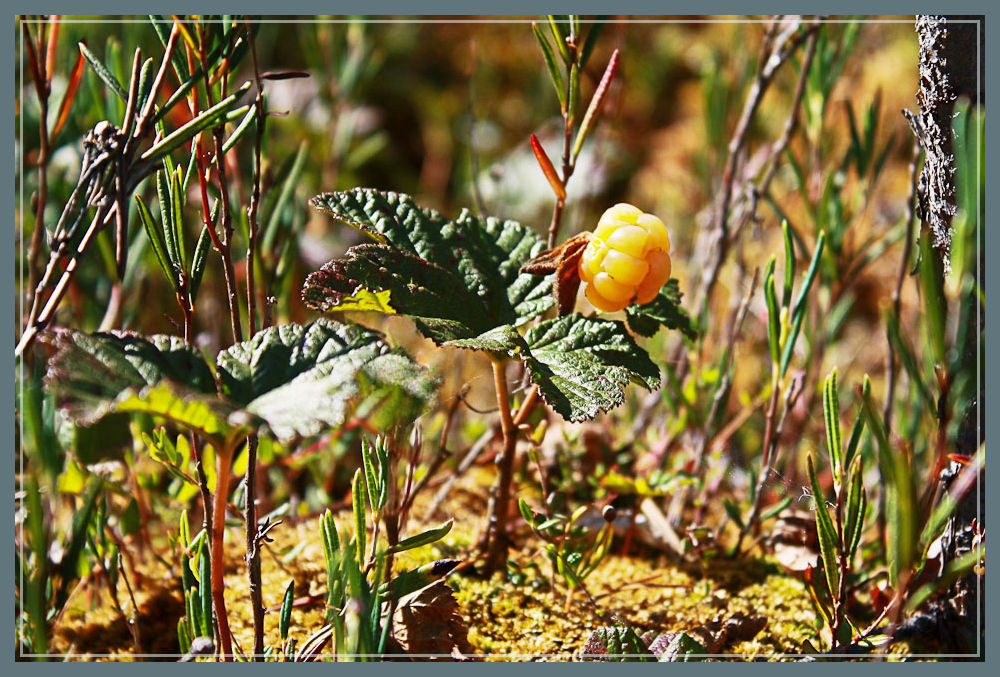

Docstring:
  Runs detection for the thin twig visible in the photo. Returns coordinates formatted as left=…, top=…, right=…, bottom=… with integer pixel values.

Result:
left=117, top=552, right=144, bottom=659
left=696, top=16, right=817, bottom=314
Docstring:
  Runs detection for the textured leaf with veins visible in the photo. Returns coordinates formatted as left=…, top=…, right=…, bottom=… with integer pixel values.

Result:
left=217, top=319, right=435, bottom=441
left=46, top=319, right=435, bottom=444
left=447, top=314, right=659, bottom=422
left=624, top=279, right=696, bottom=340
left=43, top=330, right=215, bottom=423
left=303, top=188, right=553, bottom=343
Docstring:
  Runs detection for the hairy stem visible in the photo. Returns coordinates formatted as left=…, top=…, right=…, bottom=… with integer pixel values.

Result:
left=484, top=358, right=519, bottom=573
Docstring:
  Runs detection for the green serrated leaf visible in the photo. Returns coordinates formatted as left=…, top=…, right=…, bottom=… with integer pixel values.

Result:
left=447, top=314, right=659, bottom=422
left=217, top=319, right=434, bottom=441
left=116, top=383, right=253, bottom=454
left=581, top=625, right=654, bottom=661
left=304, top=189, right=553, bottom=344
left=624, top=280, right=696, bottom=339
left=43, top=330, right=214, bottom=424
left=659, top=632, right=709, bottom=662
left=523, top=314, right=659, bottom=422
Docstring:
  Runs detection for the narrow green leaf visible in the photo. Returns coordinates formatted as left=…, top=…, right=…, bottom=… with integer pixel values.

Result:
left=79, top=42, right=127, bottom=102
left=782, top=220, right=795, bottom=308
left=135, top=194, right=178, bottom=291
left=133, top=57, right=156, bottom=127
left=519, top=498, right=538, bottom=526
left=905, top=548, right=983, bottom=613
left=807, top=455, right=841, bottom=600
left=761, top=495, right=794, bottom=522
left=722, top=498, right=745, bottom=528
left=279, top=579, right=295, bottom=641
left=198, top=545, right=212, bottom=638
left=532, top=23, right=566, bottom=111
left=843, top=376, right=870, bottom=469
left=779, top=232, right=826, bottom=378
left=572, top=49, right=619, bottom=163
left=918, top=234, right=947, bottom=365
left=843, top=455, right=865, bottom=558
left=567, top=61, right=580, bottom=122
left=578, top=17, right=608, bottom=69
left=385, top=519, right=453, bottom=555
left=792, top=231, right=826, bottom=317
left=361, top=437, right=379, bottom=517
left=221, top=104, right=257, bottom=154
left=261, top=141, right=307, bottom=252
left=764, top=263, right=780, bottom=367
left=189, top=224, right=212, bottom=304
left=140, top=83, right=252, bottom=163
left=546, top=16, right=571, bottom=63
left=352, top=469, right=366, bottom=570
left=886, top=311, right=936, bottom=412
left=376, top=437, right=390, bottom=511
left=861, top=390, right=916, bottom=589
left=170, top=167, right=187, bottom=271
left=823, top=368, right=842, bottom=484
left=156, top=171, right=180, bottom=268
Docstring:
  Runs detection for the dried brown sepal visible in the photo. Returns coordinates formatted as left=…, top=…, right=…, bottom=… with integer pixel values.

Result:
left=521, top=232, right=590, bottom=315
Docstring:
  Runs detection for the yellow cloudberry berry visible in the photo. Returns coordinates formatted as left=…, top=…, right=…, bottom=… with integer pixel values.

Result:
left=579, top=203, right=672, bottom=313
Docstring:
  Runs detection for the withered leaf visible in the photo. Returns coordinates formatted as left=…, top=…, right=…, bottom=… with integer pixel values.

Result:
left=392, top=580, right=479, bottom=661
left=521, top=232, right=591, bottom=316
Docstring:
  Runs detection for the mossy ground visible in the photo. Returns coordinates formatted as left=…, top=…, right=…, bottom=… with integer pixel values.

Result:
left=49, top=469, right=912, bottom=662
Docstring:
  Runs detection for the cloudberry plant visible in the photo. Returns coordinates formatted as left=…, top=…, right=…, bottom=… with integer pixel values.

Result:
left=579, top=203, right=672, bottom=312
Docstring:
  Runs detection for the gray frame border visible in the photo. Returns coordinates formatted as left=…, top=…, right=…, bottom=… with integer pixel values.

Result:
left=5, top=2, right=994, bottom=671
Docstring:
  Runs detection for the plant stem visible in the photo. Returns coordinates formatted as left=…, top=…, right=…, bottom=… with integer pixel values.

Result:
left=484, top=358, right=518, bottom=573
left=211, top=447, right=235, bottom=660
left=243, top=435, right=265, bottom=660
left=733, top=368, right=782, bottom=555
left=23, top=19, right=50, bottom=332
left=884, top=138, right=921, bottom=431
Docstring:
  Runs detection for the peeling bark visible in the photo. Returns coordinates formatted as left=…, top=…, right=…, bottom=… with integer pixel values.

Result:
left=909, top=15, right=983, bottom=265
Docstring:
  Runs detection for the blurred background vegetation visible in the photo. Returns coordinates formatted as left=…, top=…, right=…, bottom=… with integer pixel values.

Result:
left=14, top=15, right=982, bottom=659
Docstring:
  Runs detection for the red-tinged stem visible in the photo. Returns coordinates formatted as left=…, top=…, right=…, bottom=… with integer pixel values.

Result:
left=211, top=446, right=235, bottom=660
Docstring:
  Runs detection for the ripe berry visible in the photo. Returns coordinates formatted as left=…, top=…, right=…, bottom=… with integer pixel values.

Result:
left=578, top=203, right=672, bottom=312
